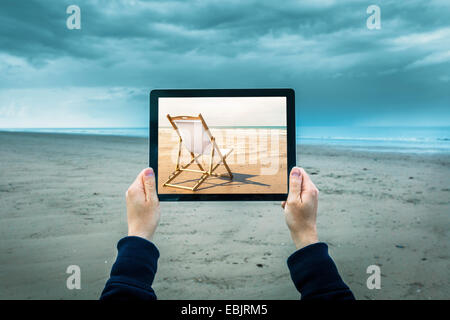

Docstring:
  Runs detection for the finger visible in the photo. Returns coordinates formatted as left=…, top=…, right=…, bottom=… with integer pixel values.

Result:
left=299, top=168, right=316, bottom=191
left=130, top=168, right=147, bottom=190
left=287, top=167, right=302, bottom=202
left=127, top=169, right=146, bottom=199
left=281, top=201, right=286, bottom=209
left=299, top=168, right=319, bottom=202
left=142, top=167, right=157, bottom=202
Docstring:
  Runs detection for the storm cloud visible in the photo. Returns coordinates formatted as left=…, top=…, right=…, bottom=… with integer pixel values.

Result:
left=0, top=0, right=449, bottom=127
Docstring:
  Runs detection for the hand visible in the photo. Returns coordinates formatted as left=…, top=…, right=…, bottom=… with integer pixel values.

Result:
left=282, top=167, right=319, bottom=249
left=126, top=168, right=160, bottom=241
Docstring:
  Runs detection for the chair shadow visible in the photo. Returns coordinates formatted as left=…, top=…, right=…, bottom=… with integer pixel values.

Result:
left=169, top=172, right=271, bottom=191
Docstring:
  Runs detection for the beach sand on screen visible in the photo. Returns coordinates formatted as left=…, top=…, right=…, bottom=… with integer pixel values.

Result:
left=158, top=127, right=288, bottom=194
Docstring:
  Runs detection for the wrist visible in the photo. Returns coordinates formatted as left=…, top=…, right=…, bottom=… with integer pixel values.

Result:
left=128, top=230, right=154, bottom=241
left=291, top=229, right=318, bottom=250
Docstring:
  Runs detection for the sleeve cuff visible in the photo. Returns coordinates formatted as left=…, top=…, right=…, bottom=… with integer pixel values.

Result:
left=287, top=242, right=350, bottom=299
left=107, top=236, right=160, bottom=291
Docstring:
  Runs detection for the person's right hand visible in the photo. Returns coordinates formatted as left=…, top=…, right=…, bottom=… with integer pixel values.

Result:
left=282, top=167, right=319, bottom=250
left=126, top=168, right=160, bottom=241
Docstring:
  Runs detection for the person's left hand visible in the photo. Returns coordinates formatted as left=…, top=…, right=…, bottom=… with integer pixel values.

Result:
left=126, top=168, right=160, bottom=241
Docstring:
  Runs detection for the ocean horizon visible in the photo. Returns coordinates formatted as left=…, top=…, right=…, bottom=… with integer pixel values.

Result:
left=1, top=126, right=449, bottom=154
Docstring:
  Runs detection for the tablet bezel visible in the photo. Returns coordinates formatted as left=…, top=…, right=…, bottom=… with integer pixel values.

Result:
left=149, top=88, right=296, bottom=201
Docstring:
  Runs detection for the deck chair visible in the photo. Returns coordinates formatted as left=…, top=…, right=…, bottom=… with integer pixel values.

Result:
left=163, top=113, right=233, bottom=191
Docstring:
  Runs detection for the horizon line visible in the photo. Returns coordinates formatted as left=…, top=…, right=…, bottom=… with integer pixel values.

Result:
left=1, top=125, right=450, bottom=129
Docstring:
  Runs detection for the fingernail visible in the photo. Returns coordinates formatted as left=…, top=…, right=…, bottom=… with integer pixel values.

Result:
left=292, top=167, right=301, bottom=177
left=145, top=168, right=154, bottom=177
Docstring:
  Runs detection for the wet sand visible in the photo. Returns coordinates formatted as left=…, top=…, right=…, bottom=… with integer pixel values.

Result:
left=0, top=131, right=449, bottom=299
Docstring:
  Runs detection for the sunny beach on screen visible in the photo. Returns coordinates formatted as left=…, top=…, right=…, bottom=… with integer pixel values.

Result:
left=158, top=97, right=288, bottom=194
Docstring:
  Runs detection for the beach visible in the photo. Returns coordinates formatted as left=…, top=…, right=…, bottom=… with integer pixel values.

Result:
left=0, top=131, right=449, bottom=299
left=158, top=127, right=287, bottom=194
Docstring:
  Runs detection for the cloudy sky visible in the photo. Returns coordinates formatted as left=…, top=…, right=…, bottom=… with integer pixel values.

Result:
left=0, top=0, right=449, bottom=128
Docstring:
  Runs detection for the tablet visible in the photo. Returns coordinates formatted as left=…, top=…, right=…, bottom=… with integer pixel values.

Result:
left=149, top=89, right=296, bottom=201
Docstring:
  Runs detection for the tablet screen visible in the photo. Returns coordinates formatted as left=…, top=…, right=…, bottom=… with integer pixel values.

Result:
left=156, top=96, right=288, bottom=196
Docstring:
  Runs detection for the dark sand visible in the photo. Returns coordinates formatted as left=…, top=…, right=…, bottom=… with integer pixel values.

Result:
left=0, top=131, right=449, bottom=299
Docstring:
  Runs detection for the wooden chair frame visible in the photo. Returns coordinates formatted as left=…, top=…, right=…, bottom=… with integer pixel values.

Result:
left=163, top=113, right=233, bottom=191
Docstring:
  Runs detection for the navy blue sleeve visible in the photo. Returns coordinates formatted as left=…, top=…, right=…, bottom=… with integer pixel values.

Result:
left=287, top=242, right=355, bottom=300
left=100, top=236, right=160, bottom=300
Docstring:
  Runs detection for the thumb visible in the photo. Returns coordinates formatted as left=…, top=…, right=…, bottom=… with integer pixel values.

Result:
left=142, top=167, right=157, bottom=202
left=287, top=167, right=302, bottom=203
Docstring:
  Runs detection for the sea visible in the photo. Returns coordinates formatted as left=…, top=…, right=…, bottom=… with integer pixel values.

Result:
left=2, top=126, right=449, bottom=154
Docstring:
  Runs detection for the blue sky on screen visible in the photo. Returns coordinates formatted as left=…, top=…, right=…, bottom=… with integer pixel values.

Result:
left=0, top=0, right=449, bottom=128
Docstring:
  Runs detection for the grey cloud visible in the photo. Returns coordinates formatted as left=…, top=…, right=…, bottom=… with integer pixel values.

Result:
left=0, top=0, right=449, bottom=126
